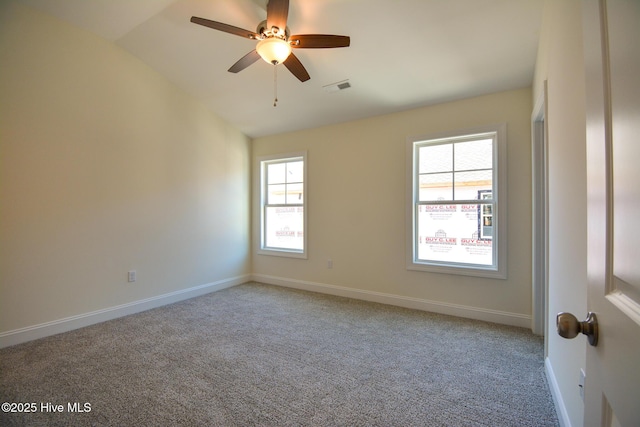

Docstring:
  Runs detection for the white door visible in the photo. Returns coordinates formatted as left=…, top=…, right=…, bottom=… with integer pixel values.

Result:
left=582, top=0, right=640, bottom=426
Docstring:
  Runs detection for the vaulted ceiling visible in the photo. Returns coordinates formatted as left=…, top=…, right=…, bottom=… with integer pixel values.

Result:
left=17, top=0, right=544, bottom=138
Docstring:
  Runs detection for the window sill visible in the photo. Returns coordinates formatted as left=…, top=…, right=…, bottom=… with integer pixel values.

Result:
left=407, top=261, right=506, bottom=279
left=257, top=248, right=307, bottom=259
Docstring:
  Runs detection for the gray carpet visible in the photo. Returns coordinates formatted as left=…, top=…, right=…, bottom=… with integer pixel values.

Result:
left=1, top=282, right=558, bottom=426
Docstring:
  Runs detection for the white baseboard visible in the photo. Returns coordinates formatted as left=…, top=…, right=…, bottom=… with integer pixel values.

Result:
left=251, top=274, right=532, bottom=328
left=545, top=357, right=572, bottom=427
left=0, top=275, right=249, bottom=349
left=1, top=274, right=533, bottom=349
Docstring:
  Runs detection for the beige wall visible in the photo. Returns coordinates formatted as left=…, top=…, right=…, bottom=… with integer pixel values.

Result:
left=0, top=2, right=251, bottom=335
left=533, top=0, right=588, bottom=426
left=252, top=88, right=533, bottom=324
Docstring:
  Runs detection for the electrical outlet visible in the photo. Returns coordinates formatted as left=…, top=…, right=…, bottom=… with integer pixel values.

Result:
left=128, top=270, right=137, bottom=283
left=327, top=259, right=333, bottom=269
left=579, top=368, right=586, bottom=401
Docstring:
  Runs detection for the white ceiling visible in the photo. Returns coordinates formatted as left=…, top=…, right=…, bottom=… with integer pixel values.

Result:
left=17, top=0, right=544, bottom=138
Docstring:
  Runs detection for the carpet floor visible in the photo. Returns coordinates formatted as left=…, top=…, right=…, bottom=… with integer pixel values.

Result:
left=1, top=282, right=558, bottom=426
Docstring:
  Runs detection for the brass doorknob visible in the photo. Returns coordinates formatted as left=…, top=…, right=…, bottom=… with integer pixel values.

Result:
left=556, top=312, right=598, bottom=346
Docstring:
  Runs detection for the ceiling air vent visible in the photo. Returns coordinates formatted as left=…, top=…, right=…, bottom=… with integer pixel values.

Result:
left=322, top=80, right=351, bottom=93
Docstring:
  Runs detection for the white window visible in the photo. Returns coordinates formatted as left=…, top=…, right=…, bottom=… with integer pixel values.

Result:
left=258, top=152, right=307, bottom=258
left=406, top=124, right=506, bottom=278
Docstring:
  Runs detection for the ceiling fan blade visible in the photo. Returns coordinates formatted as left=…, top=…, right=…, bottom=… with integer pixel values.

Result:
left=190, top=16, right=259, bottom=40
left=290, top=34, right=351, bottom=49
left=267, top=0, right=289, bottom=33
left=228, top=50, right=261, bottom=73
left=283, top=53, right=310, bottom=82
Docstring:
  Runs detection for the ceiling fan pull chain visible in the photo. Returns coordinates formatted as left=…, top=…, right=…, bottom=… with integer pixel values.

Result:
left=273, top=64, right=278, bottom=107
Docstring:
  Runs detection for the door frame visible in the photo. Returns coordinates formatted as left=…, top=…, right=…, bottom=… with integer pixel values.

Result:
left=532, top=81, right=549, bottom=341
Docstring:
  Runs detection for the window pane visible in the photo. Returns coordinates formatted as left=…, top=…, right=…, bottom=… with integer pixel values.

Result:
left=409, top=127, right=504, bottom=276
left=267, top=163, right=286, bottom=184
left=454, top=139, right=493, bottom=171
left=419, top=144, right=452, bottom=173
left=454, top=170, right=493, bottom=200
left=287, top=161, right=303, bottom=183
left=267, top=184, right=286, bottom=204
left=419, top=173, right=453, bottom=201
left=286, top=183, right=303, bottom=204
left=265, top=206, right=304, bottom=250
left=416, top=203, right=493, bottom=266
left=260, top=154, right=306, bottom=257
left=479, top=203, right=494, bottom=239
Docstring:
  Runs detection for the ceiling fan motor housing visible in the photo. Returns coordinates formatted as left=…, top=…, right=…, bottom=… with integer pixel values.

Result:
left=257, top=20, right=290, bottom=40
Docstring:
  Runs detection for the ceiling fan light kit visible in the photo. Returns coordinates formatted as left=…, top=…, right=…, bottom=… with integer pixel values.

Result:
left=190, top=0, right=350, bottom=105
left=256, top=37, right=292, bottom=65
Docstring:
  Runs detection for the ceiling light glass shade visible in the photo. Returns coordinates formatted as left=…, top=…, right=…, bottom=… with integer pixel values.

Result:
left=256, top=38, right=292, bottom=65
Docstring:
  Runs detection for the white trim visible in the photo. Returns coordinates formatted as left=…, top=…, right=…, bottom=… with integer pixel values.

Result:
left=545, top=357, right=572, bottom=427
left=405, top=262, right=505, bottom=279
left=0, top=275, right=249, bottom=349
left=531, top=81, right=549, bottom=337
left=251, top=273, right=531, bottom=328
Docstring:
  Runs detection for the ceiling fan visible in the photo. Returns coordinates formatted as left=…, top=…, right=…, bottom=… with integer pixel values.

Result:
left=190, top=0, right=350, bottom=84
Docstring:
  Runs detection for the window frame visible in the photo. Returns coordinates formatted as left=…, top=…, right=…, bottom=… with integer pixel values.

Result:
left=257, top=151, right=308, bottom=259
left=405, top=124, right=507, bottom=279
